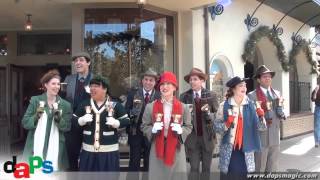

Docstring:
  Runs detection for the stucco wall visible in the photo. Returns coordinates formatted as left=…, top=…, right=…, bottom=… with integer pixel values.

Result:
left=183, top=0, right=315, bottom=115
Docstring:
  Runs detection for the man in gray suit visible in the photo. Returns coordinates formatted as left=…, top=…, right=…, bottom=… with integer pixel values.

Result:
left=180, top=68, right=219, bottom=180
left=63, top=52, right=93, bottom=171
left=247, top=65, right=286, bottom=172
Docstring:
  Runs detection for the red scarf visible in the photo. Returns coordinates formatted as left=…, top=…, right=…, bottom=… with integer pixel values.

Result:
left=256, top=86, right=277, bottom=112
left=234, top=114, right=243, bottom=150
left=152, top=98, right=183, bottom=166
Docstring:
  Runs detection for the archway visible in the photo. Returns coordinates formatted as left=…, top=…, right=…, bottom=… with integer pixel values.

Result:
left=244, top=46, right=264, bottom=92
left=289, top=40, right=316, bottom=113
left=242, top=26, right=287, bottom=96
left=209, top=53, right=234, bottom=102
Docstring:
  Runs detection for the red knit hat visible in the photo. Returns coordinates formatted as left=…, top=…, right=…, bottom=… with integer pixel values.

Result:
left=158, top=71, right=178, bottom=88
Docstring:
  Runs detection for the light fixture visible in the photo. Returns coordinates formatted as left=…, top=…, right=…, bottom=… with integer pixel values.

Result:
left=137, top=0, right=146, bottom=6
left=136, top=0, right=146, bottom=23
left=24, top=14, right=32, bottom=31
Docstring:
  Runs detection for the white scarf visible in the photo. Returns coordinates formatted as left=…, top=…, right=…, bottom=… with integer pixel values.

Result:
left=34, top=111, right=59, bottom=171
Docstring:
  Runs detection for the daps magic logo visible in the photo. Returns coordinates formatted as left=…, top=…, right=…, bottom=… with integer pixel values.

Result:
left=3, top=156, right=53, bottom=178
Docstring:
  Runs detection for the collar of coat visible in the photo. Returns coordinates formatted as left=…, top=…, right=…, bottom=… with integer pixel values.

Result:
left=184, top=88, right=211, bottom=98
left=228, top=96, right=250, bottom=106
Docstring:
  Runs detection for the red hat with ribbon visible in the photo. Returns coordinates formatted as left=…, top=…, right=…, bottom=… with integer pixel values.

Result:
left=158, top=71, right=178, bottom=89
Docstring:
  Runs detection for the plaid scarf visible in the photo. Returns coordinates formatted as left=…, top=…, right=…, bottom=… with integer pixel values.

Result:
left=256, top=86, right=278, bottom=112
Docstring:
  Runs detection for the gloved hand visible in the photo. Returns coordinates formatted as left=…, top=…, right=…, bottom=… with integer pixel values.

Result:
left=276, top=106, right=286, bottom=120
left=53, top=109, right=61, bottom=123
left=36, top=107, right=45, bottom=120
left=170, top=123, right=183, bottom=135
left=78, top=114, right=93, bottom=126
left=256, top=108, right=265, bottom=117
left=152, top=122, right=163, bottom=134
left=106, top=117, right=120, bottom=128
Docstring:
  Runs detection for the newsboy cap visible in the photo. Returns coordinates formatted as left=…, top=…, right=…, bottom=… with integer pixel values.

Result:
left=72, top=52, right=91, bottom=62
left=226, top=76, right=249, bottom=88
left=142, top=68, right=159, bottom=80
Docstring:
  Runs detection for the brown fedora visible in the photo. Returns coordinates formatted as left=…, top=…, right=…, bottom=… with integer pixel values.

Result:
left=184, top=68, right=208, bottom=83
left=254, top=65, right=275, bottom=79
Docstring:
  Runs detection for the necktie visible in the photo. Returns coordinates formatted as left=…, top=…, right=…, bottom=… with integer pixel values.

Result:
left=145, top=92, right=150, bottom=103
left=195, top=92, right=200, bottom=103
left=76, top=77, right=85, bottom=96
left=79, top=77, right=85, bottom=83
left=267, top=90, right=273, bottom=101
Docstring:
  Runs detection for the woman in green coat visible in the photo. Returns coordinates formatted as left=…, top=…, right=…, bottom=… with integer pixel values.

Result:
left=22, top=69, right=72, bottom=171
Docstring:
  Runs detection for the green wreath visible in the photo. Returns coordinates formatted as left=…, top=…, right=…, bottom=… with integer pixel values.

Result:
left=289, top=39, right=318, bottom=75
left=242, top=26, right=290, bottom=71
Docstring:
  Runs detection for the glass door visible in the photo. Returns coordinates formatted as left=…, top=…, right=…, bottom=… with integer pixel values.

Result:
left=84, top=8, right=174, bottom=98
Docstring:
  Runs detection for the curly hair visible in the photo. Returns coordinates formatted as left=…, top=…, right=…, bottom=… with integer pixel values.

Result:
left=225, top=88, right=234, bottom=99
left=40, top=69, right=61, bottom=85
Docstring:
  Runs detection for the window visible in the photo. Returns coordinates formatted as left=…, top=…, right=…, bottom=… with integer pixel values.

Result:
left=210, top=61, right=225, bottom=103
left=84, top=8, right=174, bottom=97
left=0, top=35, right=8, bottom=56
left=18, top=33, right=71, bottom=55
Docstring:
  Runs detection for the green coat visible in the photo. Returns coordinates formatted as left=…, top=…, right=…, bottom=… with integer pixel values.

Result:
left=22, top=93, right=72, bottom=170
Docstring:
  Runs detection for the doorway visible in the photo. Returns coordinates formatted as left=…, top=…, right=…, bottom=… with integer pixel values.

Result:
left=0, top=64, right=71, bottom=156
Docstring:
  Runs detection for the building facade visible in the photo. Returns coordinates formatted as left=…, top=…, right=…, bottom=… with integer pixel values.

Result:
left=0, top=0, right=318, bottom=154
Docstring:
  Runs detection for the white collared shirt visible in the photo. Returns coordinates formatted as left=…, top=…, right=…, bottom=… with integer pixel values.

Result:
left=78, top=74, right=88, bottom=81
left=193, top=90, right=201, bottom=98
left=143, top=89, right=152, bottom=99
left=260, top=86, right=273, bottom=98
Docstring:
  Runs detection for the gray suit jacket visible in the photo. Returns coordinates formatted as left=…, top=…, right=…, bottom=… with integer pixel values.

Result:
left=64, top=73, right=93, bottom=110
left=180, top=88, right=219, bottom=152
left=247, top=89, right=281, bottom=147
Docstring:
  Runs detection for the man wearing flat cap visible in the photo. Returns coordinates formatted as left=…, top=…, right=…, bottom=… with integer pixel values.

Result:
left=73, top=75, right=130, bottom=171
left=63, top=51, right=93, bottom=171
left=180, top=68, right=219, bottom=180
left=125, top=68, right=161, bottom=172
left=247, top=65, right=286, bottom=172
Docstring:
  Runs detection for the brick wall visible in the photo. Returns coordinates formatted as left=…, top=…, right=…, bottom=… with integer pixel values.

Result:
left=281, top=113, right=314, bottom=139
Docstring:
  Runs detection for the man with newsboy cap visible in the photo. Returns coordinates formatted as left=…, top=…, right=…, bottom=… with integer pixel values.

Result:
left=63, top=52, right=93, bottom=171
left=125, top=68, right=161, bottom=172
left=180, top=68, right=219, bottom=180
left=247, top=65, right=286, bottom=172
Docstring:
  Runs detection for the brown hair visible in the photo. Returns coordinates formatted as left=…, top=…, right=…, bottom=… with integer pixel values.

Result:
left=225, top=88, right=234, bottom=99
left=40, top=69, right=61, bottom=85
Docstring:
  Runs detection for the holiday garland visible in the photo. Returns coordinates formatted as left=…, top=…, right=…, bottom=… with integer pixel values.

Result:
left=242, top=26, right=290, bottom=71
left=289, top=39, right=318, bottom=75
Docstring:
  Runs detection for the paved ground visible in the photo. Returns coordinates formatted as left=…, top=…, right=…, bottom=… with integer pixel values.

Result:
left=207, top=133, right=320, bottom=172
left=8, top=132, right=320, bottom=180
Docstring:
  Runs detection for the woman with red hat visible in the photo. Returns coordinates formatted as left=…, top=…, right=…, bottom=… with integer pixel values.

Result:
left=141, top=71, right=192, bottom=180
